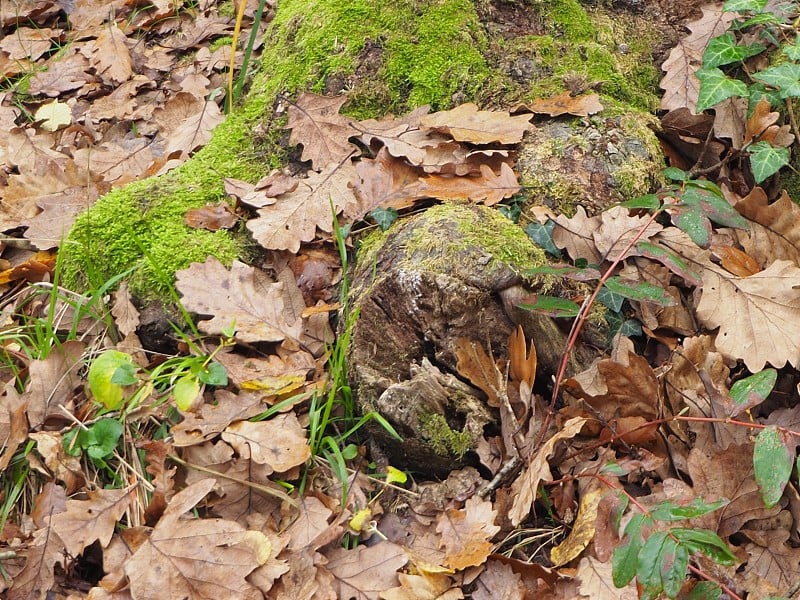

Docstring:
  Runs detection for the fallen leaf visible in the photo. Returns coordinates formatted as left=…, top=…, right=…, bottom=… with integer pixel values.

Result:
left=326, top=542, right=408, bottom=599
left=175, top=257, right=304, bottom=344
left=436, top=496, right=500, bottom=570
left=184, top=203, right=238, bottom=231
left=381, top=572, right=462, bottom=600
left=124, top=479, right=263, bottom=600
left=577, top=556, right=638, bottom=599
left=550, top=487, right=604, bottom=566
left=696, top=259, right=800, bottom=370
left=49, top=486, right=136, bottom=557
left=222, top=413, right=311, bottom=473
left=419, top=103, right=533, bottom=144
left=513, top=92, right=603, bottom=117
left=472, top=559, right=524, bottom=600
left=286, top=92, right=358, bottom=170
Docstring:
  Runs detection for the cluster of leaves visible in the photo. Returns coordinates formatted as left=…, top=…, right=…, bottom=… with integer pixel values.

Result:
left=0, top=0, right=272, bottom=253
left=660, top=0, right=797, bottom=183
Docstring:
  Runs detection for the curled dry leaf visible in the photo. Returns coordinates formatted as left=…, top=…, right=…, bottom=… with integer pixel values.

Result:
left=184, top=203, right=238, bottom=231
left=436, top=496, right=500, bottom=570
left=419, top=103, right=533, bottom=144
left=512, top=91, right=603, bottom=117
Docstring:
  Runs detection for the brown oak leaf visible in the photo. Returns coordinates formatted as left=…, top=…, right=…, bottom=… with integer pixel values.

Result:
left=436, top=496, right=500, bottom=570
left=287, top=92, right=358, bottom=170
left=420, top=103, right=533, bottom=144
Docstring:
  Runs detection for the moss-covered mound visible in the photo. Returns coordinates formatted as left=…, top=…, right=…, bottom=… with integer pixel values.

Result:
left=61, top=0, right=662, bottom=299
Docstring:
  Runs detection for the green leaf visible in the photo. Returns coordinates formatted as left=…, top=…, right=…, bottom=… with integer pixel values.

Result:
left=612, top=514, right=644, bottom=587
left=753, top=63, right=800, bottom=98
left=748, top=140, right=790, bottom=183
left=696, top=67, right=748, bottom=112
left=605, top=314, right=642, bottom=344
left=637, top=531, right=671, bottom=599
left=603, top=277, right=677, bottom=307
left=88, top=350, right=135, bottom=409
left=198, top=361, right=228, bottom=386
left=173, top=375, right=201, bottom=411
left=783, top=42, right=800, bottom=61
left=79, top=418, right=123, bottom=460
left=671, top=207, right=712, bottom=247
left=621, top=193, right=661, bottom=210
left=723, top=0, right=768, bottom=12
left=597, top=285, right=624, bottom=312
left=650, top=498, right=730, bottom=521
left=526, top=221, right=560, bottom=256
left=670, top=528, right=738, bottom=566
left=754, top=425, right=793, bottom=507
left=523, top=263, right=601, bottom=281
left=369, top=207, right=398, bottom=231
left=111, top=362, right=138, bottom=386
left=663, top=167, right=688, bottom=182
left=635, top=241, right=702, bottom=285
left=518, top=296, right=581, bottom=318
left=680, top=184, right=749, bottom=229
left=687, top=581, right=722, bottom=600
left=703, top=33, right=765, bottom=68
left=728, top=368, right=776, bottom=416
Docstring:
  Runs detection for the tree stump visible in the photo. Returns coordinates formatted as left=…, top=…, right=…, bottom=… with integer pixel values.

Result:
left=347, top=203, right=596, bottom=475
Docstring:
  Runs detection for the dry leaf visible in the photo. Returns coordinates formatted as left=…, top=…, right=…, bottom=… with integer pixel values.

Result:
left=514, top=92, right=603, bottom=117
left=184, top=203, right=238, bottom=231
left=222, top=414, right=311, bottom=473
left=419, top=103, right=532, bottom=144
left=175, top=257, right=304, bottom=344
left=326, top=542, right=408, bottom=599
left=550, top=487, right=604, bottom=567
left=436, top=496, right=500, bottom=570
left=472, top=560, right=524, bottom=600
left=577, top=556, right=638, bottom=599
left=696, top=260, right=800, bottom=370
left=381, top=572, right=462, bottom=600
left=286, top=92, right=358, bottom=170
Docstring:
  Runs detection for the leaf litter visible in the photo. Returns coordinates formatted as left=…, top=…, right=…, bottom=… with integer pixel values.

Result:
left=2, top=0, right=800, bottom=599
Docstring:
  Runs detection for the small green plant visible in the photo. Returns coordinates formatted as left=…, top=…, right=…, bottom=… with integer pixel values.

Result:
left=694, top=0, right=800, bottom=182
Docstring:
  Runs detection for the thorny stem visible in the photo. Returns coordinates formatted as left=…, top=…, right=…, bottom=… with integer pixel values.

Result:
left=538, top=209, right=663, bottom=447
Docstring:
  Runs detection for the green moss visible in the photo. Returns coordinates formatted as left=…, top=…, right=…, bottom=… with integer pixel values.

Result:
left=419, top=413, right=473, bottom=459
left=61, top=0, right=491, bottom=299
left=209, top=36, right=232, bottom=52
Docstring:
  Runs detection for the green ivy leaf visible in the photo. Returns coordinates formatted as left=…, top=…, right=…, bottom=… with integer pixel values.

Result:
left=703, top=32, right=764, bottom=68
left=369, top=207, right=398, bottom=231
left=753, top=63, right=800, bottom=98
left=670, top=528, right=738, bottom=566
left=748, top=140, right=790, bottom=183
left=696, top=67, right=748, bottom=112
left=754, top=425, right=793, bottom=507
left=597, top=285, right=624, bottom=312
left=603, top=277, right=677, bottom=307
left=728, top=368, right=777, bottom=416
left=88, top=350, right=135, bottom=409
left=680, top=184, right=749, bottom=229
left=526, top=220, right=560, bottom=256
left=783, top=42, right=800, bottom=61
left=518, top=296, right=581, bottom=318
left=635, top=241, right=702, bottom=285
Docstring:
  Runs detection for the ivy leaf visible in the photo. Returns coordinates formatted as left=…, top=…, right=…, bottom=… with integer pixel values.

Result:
left=748, top=140, right=790, bottom=183
left=526, top=220, right=560, bottom=256
left=754, top=425, right=793, bottom=507
left=597, top=285, right=624, bottom=312
left=369, top=206, right=398, bottom=231
left=696, top=67, right=748, bottom=112
left=752, top=63, right=800, bottom=98
left=783, top=42, right=800, bottom=61
left=703, top=32, right=764, bottom=68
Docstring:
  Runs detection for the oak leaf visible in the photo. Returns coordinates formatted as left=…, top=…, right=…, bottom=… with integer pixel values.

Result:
left=509, top=417, right=588, bottom=526
left=286, top=92, right=358, bottom=170
left=326, top=542, right=408, bottom=599
left=472, top=560, right=524, bottom=600
left=176, top=257, right=304, bottom=344
left=246, top=161, right=355, bottom=252
left=735, top=189, right=800, bottom=267
left=577, top=556, right=638, bottom=600
left=380, top=572, right=462, bottom=600
left=124, top=479, right=263, bottom=600
left=436, top=496, right=500, bottom=570
left=222, top=413, right=311, bottom=473
left=419, top=103, right=533, bottom=144
left=696, top=259, right=800, bottom=370
left=513, top=92, right=603, bottom=117
left=659, top=6, right=737, bottom=112
left=49, top=486, right=136, bottom=557
left=8, top=526, right=65, bottom=600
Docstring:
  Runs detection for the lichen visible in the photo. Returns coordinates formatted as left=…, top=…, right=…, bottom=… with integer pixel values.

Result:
left=419, top=413, right=473, bottom=459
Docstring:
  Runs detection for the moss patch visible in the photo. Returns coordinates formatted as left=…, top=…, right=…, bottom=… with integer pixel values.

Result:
left=61, top=0, right=492, bottom=299
left=419, top=413, right=473, bottom=459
